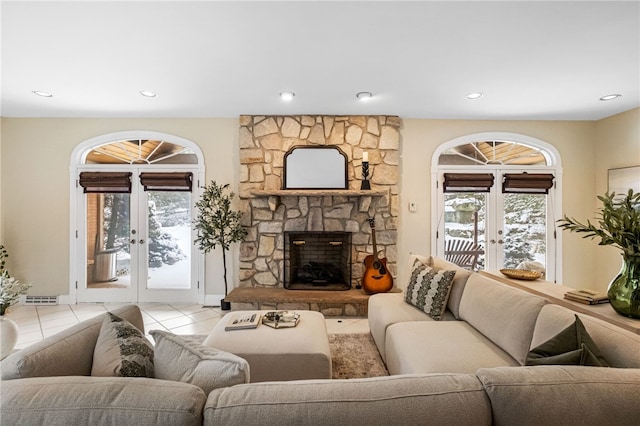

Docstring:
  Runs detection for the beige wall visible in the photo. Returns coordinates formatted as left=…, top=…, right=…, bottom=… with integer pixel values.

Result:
left=593, top=108, right=640, bottom=289
left=1, top=118, right=238, bottom=297
left=398, top=119, right=598, bottom=289
left=1, top=111, right=637, bottom=298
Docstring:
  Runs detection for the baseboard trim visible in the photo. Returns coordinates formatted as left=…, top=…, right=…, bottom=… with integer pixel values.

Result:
left=204, top=294, right=225, bottom=307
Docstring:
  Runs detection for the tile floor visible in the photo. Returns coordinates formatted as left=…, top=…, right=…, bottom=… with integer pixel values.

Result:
left=5, top=303, right=370, bottom=351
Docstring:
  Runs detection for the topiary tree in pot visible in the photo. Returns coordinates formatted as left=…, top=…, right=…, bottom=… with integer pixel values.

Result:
left=194, top=181, right=247, bottom=310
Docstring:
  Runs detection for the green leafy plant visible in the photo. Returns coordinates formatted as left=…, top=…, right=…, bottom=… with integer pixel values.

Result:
left=193, top=182, right=247, bottom=298
left=0, top=245, right=31, bottom=315
left=557, top=189, right=640, bottom=258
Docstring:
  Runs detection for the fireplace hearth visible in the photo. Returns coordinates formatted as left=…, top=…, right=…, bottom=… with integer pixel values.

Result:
left=285, top=231, right=351, bottom=291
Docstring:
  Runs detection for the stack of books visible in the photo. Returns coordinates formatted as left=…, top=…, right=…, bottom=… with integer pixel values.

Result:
left=564, top=289, right=609, bottom=305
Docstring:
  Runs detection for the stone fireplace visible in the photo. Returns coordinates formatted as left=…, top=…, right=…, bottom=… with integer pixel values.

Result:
left=237, top=115, right=401, bottom=300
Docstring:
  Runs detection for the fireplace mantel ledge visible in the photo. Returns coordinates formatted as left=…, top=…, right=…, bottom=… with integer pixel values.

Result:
left=250, top=189, right=387, bottom=211
left=250, top=189, right=387, bottom=197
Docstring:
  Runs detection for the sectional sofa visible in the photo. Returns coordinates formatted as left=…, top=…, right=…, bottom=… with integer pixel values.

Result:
left=2, top=256, right=640, bottom=425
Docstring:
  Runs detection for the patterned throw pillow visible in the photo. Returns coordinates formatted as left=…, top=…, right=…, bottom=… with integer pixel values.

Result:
left=91, top=312, right=154, bottom=378
left=404, top=259, right=457, bottom=320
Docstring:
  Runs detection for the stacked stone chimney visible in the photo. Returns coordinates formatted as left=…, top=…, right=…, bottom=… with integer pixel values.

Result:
left=237, top=115, right=400, bottom=290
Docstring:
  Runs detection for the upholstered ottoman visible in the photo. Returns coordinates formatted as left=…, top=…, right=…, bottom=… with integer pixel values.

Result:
left=203, top=310, right=332, bottom=382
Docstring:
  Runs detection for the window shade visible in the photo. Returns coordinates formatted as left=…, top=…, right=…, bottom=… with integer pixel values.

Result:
left=443, top=173, right=495, bottom=193
left=502, top=173, right=554, bottom=194
left=139, top=172, right=193, bottom=192
left=79, top=172, right=132, bottom=193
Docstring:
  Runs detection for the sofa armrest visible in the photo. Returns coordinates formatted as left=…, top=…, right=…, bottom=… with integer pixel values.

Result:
left=477, top=366, right=640, bottom=425
left=1, top=304, right=143, bottom=379
left=1, top=376, right=206, bottom=426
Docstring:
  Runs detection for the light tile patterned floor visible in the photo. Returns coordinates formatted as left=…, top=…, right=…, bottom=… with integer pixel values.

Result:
left=5, top=303, right=370, bottom=351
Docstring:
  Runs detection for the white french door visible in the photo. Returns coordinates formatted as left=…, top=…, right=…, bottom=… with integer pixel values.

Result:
left=436, top=168, right=557, bottom=281
left=76, top=167, right=201, bottom=303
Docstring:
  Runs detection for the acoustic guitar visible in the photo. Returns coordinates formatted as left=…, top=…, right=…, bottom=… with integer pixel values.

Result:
left=362, top=218, right=393, bottom=294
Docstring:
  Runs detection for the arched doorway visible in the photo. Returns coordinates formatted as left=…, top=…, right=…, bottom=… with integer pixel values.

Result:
left=69, top=131, right=205, bottom=303
left=431, top=132, right=563, bottom=282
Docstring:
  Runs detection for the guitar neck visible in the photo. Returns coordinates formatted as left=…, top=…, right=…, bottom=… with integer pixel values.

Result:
left=371, top=227, right=379, bottom=261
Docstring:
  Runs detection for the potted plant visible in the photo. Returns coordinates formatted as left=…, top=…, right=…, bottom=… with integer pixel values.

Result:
left=557, top=189, right=640, bottom=319
left=1, top=245, right=31, bottom=358
left=193, top=182, right=247, bottom=310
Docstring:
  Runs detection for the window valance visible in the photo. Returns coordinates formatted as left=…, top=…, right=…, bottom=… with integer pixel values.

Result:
left=139, top=172, right=193, bottom=192
left=78, top=172, right=132, bottom=193
left=502, top=173, right=554, bottom=194
left=443, top=173, right=495, bottom=193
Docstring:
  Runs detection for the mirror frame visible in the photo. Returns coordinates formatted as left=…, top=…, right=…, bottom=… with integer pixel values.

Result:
left=283, top=146, right=348, bottom=189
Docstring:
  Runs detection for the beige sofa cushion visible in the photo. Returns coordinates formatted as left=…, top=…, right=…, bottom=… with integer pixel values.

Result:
left=0, top=376, right=206, bottom=426
left=458, top=274, right=547, bottom=365
left=368, top=292, right=455, bottom=362
left=1, top=305, right=144, bottom=380
left=477, top=366, right=640, bottom=426
left=531, top=304, right=640, bottom=368
left=150, top=330, right=250, bottom=393
left=205, top=374, right=492, bottom=426
left=367, top=254, right=469, bottom=361
left=385, top=321, right=518, bottom=375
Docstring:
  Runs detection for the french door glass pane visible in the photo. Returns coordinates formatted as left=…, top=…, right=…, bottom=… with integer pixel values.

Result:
left=146, top=191, right=192, bottom=289
left=502, top=193, right=547, bottom=271
left=86, top=193, right=131, bottom=288
left=443, top=193, right=486, bottom=271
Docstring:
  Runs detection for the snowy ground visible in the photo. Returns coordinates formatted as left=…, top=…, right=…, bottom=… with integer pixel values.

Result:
left=92, top=225, right=192, bottom=290
left=148, top=225, right=192, bottom=289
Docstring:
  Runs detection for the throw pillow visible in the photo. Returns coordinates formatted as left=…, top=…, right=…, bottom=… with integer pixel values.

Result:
left=150, top=330, right=250, bottom=394
left=91, top=312, right=154, bottom=377
left=404, top=259, right=456, bottom=320
left=526, top=314, right=609, bottom=367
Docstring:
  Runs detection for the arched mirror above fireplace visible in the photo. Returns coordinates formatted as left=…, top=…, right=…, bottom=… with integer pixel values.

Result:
left=283, top=146, right=348, bottom=189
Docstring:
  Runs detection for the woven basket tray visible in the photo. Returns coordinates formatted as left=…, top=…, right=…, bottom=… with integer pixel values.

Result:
left=500, top=269, right=541, bottom=281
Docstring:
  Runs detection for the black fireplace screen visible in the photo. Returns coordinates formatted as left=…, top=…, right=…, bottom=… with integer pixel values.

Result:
left=284, top=231, right=351, bottom=291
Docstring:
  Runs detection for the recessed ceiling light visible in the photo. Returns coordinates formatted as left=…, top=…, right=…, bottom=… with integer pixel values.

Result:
left=32, top=90, right=53, bottom=97
left=466, top=92, right=483, bottom=100
left=280, top=91, right=295, bottom=101
left=139, top=90, right=157, bottom=98
left=356, top=91, right=373, bottom=101
left=599, top=94, right=621, bottom=101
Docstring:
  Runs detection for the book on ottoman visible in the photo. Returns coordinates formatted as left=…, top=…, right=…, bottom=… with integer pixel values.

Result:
left=225, top=312, right=261, bottom=331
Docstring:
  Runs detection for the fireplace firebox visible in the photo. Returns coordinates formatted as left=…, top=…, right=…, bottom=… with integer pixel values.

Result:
left=284, top=232, right=351, bottom=291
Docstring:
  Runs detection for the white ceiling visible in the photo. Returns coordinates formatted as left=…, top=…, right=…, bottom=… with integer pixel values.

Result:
left=2, top=1, right=639, bottom=120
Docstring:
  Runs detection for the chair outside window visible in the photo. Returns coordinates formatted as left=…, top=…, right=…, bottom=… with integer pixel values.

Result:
left=445, top=239, right=484, bottom=271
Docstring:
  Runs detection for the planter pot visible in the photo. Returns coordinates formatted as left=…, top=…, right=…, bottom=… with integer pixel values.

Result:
left=608, top=256, right=640, bottom=319
left=220, top=298, right=231, bottom=311
left=1, top=316, right=19, bottom=359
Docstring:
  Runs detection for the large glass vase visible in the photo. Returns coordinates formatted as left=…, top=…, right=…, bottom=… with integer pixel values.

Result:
left=607, top=256, right=640, bottom=319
